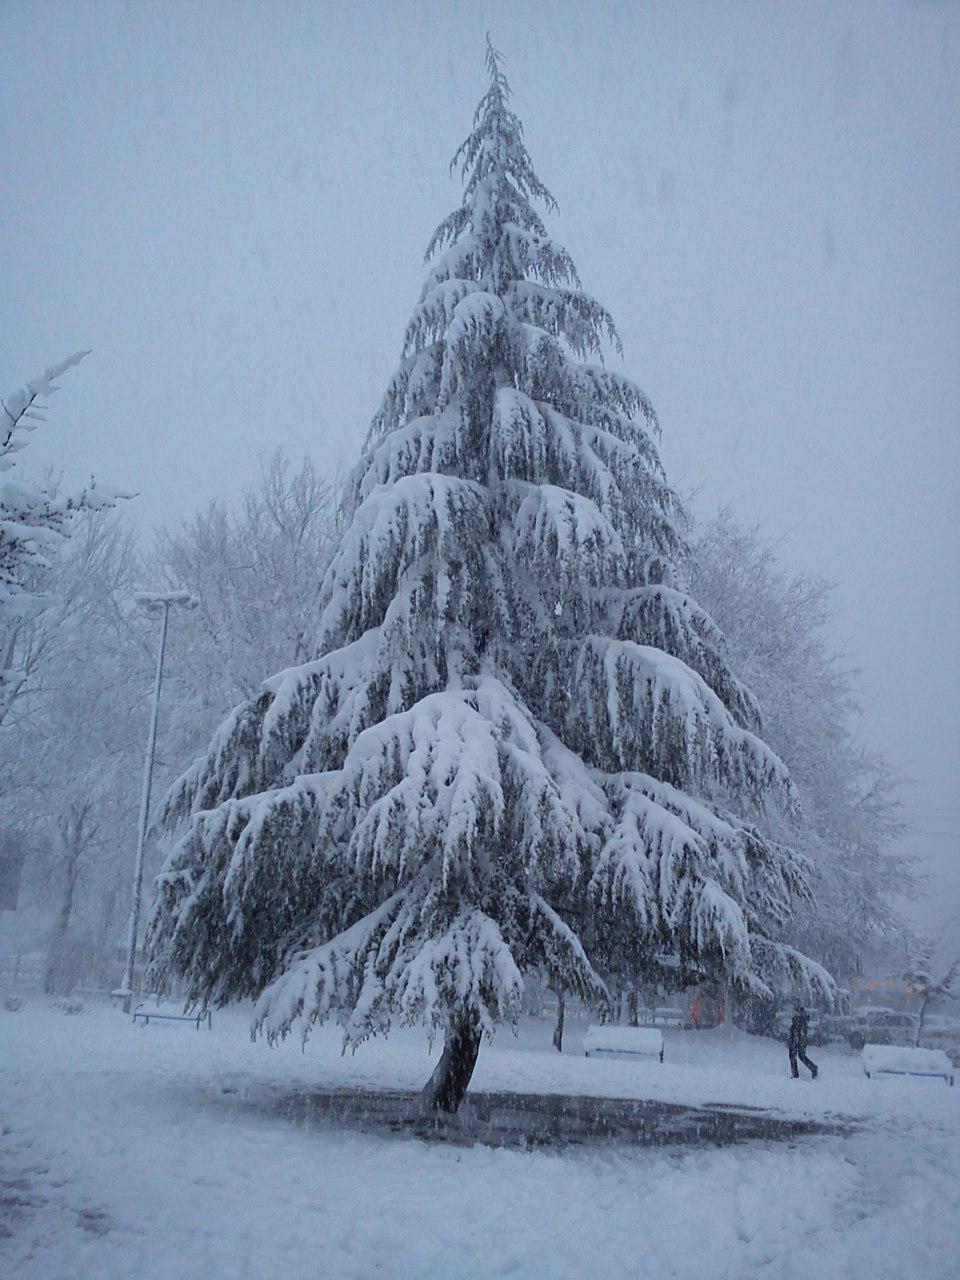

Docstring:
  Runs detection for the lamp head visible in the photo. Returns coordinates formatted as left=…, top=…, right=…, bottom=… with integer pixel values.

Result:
left=133, top=590, right=198, bottom=614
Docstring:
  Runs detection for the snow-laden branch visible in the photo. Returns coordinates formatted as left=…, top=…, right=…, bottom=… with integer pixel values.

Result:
left=1, top=354, right=130, bottom=628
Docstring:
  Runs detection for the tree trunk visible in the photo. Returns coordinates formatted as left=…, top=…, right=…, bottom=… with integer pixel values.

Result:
left=719, top=978, right=735, bottom=1029
left=599, top=989, right=614, bottom=1024
left=552, top=990, right=565, bottom=1053
left=916, top=995, right=929, bottom=1048
left=95, top=872, right=123, bottom=989
left=421, top=1018, right=482, bottom=1114
left=627, top=987, right=639, bottom=1027
left=45, top=834, right=81, bottom=995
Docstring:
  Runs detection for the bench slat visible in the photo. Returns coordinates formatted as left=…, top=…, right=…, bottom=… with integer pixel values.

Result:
left=132, top=1008, right=212, bottom=1029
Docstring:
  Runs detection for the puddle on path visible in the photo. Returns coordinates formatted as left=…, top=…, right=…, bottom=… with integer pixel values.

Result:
left=240, top=1085, right=857, bottom=1151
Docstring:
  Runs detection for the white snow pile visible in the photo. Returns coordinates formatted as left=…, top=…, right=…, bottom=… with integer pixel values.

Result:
left=2, top=1002, right=959, bottom=1280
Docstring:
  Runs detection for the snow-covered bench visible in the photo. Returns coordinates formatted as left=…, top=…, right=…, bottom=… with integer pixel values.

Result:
left=132, top=1002, right=212, bottom=1030
left=862, top=1043, right=954, bottom=1086
left=583, top=1025, right=664, bottom=1063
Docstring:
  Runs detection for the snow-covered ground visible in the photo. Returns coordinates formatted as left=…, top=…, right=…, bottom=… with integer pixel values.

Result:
left=2, top=998, right=958, bottom=1279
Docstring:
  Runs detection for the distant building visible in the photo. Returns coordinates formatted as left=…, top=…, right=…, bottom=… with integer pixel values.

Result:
left=852, top=974, right=917, bottom=1012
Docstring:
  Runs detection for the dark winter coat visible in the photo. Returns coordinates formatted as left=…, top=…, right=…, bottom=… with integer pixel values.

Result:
left=787, top=1009, right=809, bottom=1053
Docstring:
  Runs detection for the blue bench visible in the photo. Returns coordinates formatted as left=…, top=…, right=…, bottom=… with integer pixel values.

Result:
left=862, top=1043, right=954, bottom=1086
left=584, top=1025, right=665, bottom=1062
left=132, top=1003, right=212, bottom=1030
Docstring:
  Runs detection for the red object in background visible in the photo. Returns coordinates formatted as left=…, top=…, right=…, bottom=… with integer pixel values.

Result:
left=688, top=991, right=724, bottom=1028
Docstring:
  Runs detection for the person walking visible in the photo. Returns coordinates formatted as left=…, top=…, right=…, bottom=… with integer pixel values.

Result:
left=788, top=1001, right=818, bottom=1079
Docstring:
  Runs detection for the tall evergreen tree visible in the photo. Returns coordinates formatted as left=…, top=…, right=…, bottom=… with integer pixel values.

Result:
left=149, top=41, right=830, bottom=1113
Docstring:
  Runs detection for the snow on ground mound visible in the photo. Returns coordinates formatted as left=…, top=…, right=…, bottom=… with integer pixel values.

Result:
left=2, top=1000, right=958, bottom=1280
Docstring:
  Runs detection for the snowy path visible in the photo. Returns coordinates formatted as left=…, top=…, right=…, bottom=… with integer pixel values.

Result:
left=2, top=1000, right=958, bottom=1279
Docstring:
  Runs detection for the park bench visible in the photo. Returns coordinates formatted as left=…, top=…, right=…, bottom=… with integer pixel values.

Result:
left=583, top=1025, right=664, bottom=1063
left=862, top=1043, right=954, bottom=1086
left=132, top=1002, right=212, bottom=1030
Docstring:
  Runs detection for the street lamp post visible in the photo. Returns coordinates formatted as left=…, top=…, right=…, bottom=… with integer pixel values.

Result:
left=118, top=591, right=196, bottom=1014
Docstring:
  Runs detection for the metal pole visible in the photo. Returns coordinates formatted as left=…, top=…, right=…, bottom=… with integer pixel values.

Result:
left=120, top=601, right=170, bottom=1014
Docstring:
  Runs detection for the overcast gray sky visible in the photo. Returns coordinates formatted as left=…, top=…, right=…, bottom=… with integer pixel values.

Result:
left=3, top=1, right=958, bottom=939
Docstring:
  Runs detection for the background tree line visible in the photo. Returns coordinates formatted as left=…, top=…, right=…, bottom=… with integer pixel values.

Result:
left=1, top=437, right=338, bottom=993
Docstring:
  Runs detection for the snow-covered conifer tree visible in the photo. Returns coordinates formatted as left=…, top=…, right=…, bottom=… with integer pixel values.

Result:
left=1, top=354, right=118, bottom=628
left=1, top=354, right=127, bottom=732
left=149, top=41, right=831, bottom=1112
